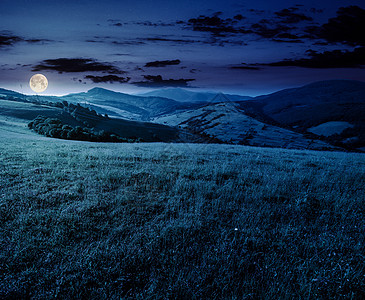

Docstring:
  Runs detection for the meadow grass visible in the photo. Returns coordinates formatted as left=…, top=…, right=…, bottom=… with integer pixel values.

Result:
left=0, top=135, right=364, bottom=299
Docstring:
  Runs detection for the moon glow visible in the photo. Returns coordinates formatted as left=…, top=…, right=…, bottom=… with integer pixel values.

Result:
left=30, top=74, right=48, bottom=93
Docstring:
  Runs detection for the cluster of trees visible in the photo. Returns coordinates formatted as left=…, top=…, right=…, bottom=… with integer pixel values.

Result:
left=28, top=115, right=140, bottom=143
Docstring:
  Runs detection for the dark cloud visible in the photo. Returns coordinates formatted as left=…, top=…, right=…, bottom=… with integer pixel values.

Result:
left=0, top=33, right=22, bottom=47
left=0, top=31, right=54, bottom=48
left=85, top=36, right=112, bottom=43
left=25, top=38, right=53, bottom=44
left=309, top=8, right=324, bottom=14
left=319, top=6, right=365, bottom=45
left=138, top=36, right=246, bottom=47
left=111, top=40, right=146, bottom=46
left=144, top=59, right=181, bottom=67
left=234, top=14, right=246, bottom=21
left=132, top=21, right=175, bottom=27
left=32, top=58, right=123, bottom=74
left=107, top=19, right=125, bottom=27
left=250, top=21, right=294, bottom=39
left=139, top=37, right=197, bottom=44
left=85, top=75, right=130, bottom=83
left=186, top=13, right=249, bottom=36
left=272, top=38, right=303, bottom=43
left=108, top=19, right=175, bottom=27
left=180, top=6, right=321, bottom=44
left=303, top=25, right=322, bottom=39
left=247, top=9, right=265, bottom=15
left=230, top=64, right=261, bottom=70
left=133, top=75, right=195, bottom=87
left=184, top=10, right=309, bottom=41
left=179, top=5, right=365, bottom=48
left=313, top=41, right=330, bottom=46
left=275, top=32, right=301, bottom=40
left=264, top=47, right=365, bottom=68
left=112, top=53, right=132, bottom=57
left=85, top=36, right=145, bottom=46
left=274, top=8, right=313, bottom=23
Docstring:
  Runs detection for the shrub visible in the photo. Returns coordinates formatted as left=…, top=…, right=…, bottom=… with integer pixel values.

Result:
left=28, top=115, right=138, bottom=143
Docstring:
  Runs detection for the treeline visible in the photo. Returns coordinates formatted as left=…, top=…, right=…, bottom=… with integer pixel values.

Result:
left=28, top=115, right=141, bottom=143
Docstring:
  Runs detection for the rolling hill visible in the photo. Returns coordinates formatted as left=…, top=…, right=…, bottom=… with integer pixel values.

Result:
left=152, top=101, right=336, bottom=150
left=238, top=80, right=365, bottom=150
left=60, top=88, right=201, bottom=121
left=1, top=80, right=364, bottom=150
left=0, top=95, right=187, bottom=143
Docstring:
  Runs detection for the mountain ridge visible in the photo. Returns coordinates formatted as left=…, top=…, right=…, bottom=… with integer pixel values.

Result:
left=137, top=88, right=252, bottom=103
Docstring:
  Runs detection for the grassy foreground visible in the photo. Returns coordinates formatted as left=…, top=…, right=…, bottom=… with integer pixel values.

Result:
left=0, top=135, right=364, bottom=299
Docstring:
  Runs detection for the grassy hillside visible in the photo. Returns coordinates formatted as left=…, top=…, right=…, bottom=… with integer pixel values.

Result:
left=0, top=99, right=63, bottom=121
left=239, top=80, right=365, bottom=150
left=0, top=97, right=185, bottom=143
left=0, top=127, right=364, bottom=299
left=153, top=102, right=337, bottom=150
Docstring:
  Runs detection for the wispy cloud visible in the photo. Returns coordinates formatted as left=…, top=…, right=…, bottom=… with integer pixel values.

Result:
left=144, top=59, right=181, bottom=67
left=263, top=47, right=365, bottom=68
left=85, top=75, right=130, bottom=83
left=0, top=31, right=54, bottom=48
left=0, top=33, right=22, bottom=47
left=230, top=64, right=261, bottom=70
left=185, top=12, right=249, bottom=36
left=274, top=8, right=313, bottom=24
left=233, top=47, right=365, bottom=69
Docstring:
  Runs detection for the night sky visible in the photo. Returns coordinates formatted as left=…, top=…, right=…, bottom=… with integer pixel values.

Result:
left=1, top=0, right=364, bottom=96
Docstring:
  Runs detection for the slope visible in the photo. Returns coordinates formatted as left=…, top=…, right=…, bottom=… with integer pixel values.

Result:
left=0, top=96, right=183, bottom=143
left=153, top=101, right=336, bottom=151
left=60, top=87, right=200, bottom=121
left=239, top=80, right=365, bottom=149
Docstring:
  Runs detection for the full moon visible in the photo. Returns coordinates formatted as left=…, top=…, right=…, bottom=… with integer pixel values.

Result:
left=29, top=74, right=48, bottom=93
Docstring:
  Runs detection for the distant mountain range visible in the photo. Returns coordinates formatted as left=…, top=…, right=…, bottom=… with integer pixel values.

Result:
left=0, top=80, right=364, bottom=151
left=60, top=87, right=202, bottom=121
left=137, top=88, right=252, bottom=103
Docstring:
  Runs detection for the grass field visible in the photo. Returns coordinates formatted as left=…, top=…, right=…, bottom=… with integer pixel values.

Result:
left=0, top=126, right=364, bottom=299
